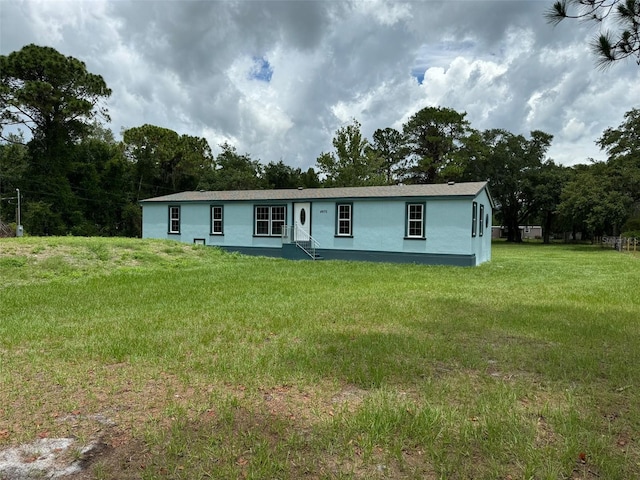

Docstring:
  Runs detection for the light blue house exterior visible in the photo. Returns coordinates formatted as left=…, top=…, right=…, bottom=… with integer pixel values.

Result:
left=140, top=182, right=493, bottom=266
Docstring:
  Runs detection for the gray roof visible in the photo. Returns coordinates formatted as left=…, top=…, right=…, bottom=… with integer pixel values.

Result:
left=140, top=181, right=490, bottom=203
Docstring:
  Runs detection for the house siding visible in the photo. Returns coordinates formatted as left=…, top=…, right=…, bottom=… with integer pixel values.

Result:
left=471, top=189, right=493, bottom=264
left=292, top=198, right=473, bottom=256
left=140, top=183, right=493, bottom=266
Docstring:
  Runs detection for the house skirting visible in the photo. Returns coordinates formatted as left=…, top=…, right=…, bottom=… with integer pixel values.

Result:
left=218, top=245, right=477, bottom=266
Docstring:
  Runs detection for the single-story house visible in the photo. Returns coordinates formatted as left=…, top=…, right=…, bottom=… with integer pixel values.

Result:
left=139, top=181, right=493, bottom=266
left=491, top=225, right=543, bottom=240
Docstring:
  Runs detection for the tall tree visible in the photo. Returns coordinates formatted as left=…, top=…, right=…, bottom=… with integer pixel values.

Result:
left=0, top=44, right=111, bottom=233
left=316, top=119, right=385, bottom=187
left=402, top=106, right=472, bottom=184
left=597, top=107, right=640, bottom=203
left=264, top=160, right=303, bottom=189
left=0, top=44, right=111, bottom=141
left=557, top=109, right=640, bottom=239
left=300, top=167, right=321, bottom=188
left=546, top=0, right=640, bottom=67
left=123, top=124, right=214, bottom=199
left=70, top=130, right=135, bottom=236
left=479, top=129, right=554, bottom=242
left=531, top=160, right=571, bottom=243
left=200, top=142, right=265, bottom=191
left=598, top=107, right=640, bottom=156
left=369, top=127, right=408, bottom=184
left=558, top=161, right=631, bottom=237
left=455, top=129, right=492, bottom=184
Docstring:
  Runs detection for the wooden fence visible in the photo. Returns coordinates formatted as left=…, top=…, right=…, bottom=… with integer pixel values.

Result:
left=0, top=221, right=14, bottom=238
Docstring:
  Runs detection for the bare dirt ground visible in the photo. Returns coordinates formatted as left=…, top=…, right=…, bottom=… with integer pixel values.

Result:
left=0, top=406, right=150, bottom=479
left=0, top=361, right=370, bottom=479
left=0, top=362, right=190, bottom=479
left=0, top=437, right=110, bottom=479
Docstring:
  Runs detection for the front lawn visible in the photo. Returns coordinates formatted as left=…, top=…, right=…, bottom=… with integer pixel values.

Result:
left=0, top=238, right=638, bottom=479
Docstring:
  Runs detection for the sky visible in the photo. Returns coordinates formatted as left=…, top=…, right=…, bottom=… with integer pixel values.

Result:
left=1, top=0, right=639, bottom=171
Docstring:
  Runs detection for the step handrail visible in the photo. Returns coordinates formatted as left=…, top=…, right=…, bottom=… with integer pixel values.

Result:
left=282, top=224, right=321, bottom=259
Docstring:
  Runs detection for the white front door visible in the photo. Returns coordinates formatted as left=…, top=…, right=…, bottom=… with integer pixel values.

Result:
left=293, top=202, right=311, bottom=241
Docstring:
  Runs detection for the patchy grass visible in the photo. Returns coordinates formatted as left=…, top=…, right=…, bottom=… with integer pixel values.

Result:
left=0, top=238, right=638, bottom=479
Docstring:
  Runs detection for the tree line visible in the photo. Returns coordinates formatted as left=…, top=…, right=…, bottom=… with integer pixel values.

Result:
left=1, top=44, right=639, bottom=241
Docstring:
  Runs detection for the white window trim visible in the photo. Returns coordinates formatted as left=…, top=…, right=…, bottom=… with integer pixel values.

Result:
left=169, top=206, right=180, bottom=234
left=254, top=205, right=286, bottom=237
left=211, top=205, right=223, bottom=235
left=472, top=202, right=478, bottom=238
left=406, top=203, right=425, bottom=239
left=336, top=203, right=352, bottom=236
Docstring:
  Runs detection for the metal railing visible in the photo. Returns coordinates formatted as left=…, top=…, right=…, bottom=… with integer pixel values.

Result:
left=282, top=224, right=321, bottom=259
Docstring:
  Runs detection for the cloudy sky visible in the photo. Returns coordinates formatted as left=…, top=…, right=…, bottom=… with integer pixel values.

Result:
left=2, top=0, right=639, bottom=170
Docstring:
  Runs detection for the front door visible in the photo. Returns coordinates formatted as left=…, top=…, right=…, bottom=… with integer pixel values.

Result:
left=293, top=202, right=311, bottom=241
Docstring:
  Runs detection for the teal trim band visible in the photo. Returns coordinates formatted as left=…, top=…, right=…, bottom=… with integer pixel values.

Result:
left=282, top=243, right=315, bottom=260
left=316, top=249, right=476, bottom=266
left=216, top=245, right=477, bottom=266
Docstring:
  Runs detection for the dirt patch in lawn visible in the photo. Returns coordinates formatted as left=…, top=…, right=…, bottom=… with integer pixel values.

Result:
left=0, top=361, right=200, bottom=479
left=0, top=437, right=113, bottom=480
left=1, top=376, right=386, bottom=479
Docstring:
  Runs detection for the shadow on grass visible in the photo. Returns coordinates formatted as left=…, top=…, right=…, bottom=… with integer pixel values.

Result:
left=266, top=296, right=639, bottom=391
left=276, top=330, right=434, bottom=388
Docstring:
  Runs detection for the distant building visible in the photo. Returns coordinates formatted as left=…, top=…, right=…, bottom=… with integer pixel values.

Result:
left=492, top=225, right=543, bottom=240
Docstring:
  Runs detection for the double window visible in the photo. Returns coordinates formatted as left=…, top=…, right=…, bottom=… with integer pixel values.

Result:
left=255, top=205, right=286, bottom=236
left=168, top=206, right=180, bottom=234
left=336, top=203, right=352, bottom=236
left=406, top=203, right=425, bottom=238
left=211, top=205, right=223, bottom=235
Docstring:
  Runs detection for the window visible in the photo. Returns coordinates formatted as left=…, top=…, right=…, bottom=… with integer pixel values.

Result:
left=254, top=205, right=286, bottom=236
left=406, top=203, right=425, bottom=238
left=169, top=206, right=180, bottom=234
left=211, top=205, right=223, bottom=235
left=472, top=202, right=478, bottom=237
left=479, top=204, right=484, bottom=237
left=336, top=203, right=352, bottom=236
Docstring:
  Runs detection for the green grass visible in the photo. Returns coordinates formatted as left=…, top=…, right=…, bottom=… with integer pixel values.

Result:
left=0, top=238, right=638, bottom=479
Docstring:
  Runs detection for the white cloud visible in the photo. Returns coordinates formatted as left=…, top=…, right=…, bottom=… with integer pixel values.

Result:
left=1, top=0, right=639, bottom=170
left=355, top=0, right=412, bottom=26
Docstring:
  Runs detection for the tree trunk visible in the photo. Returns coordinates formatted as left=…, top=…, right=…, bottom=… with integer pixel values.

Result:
left=505, top=210, right=522, bottom=242
left=506, top=222, right=522, bottom=242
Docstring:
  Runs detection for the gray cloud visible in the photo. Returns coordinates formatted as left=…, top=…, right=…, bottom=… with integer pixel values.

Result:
left=2, top=0, right=639, bottom=169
